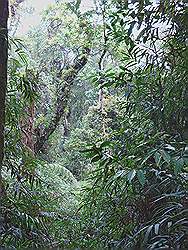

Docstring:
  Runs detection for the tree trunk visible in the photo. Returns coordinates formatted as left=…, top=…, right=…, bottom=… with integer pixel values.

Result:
left=0, top=0, right=9, bottom=197
left=34, top=48, right=90, bottom=154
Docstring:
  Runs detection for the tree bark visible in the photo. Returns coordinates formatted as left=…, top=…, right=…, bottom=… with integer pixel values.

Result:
left=0, top=0, right=9, bottom=196
left=34, top=48, right=90, bottom=154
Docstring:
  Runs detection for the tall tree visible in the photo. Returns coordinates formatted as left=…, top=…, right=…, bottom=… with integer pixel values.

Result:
left=0, top=0, right=9, bottom=196
left=34, top=48, right=90, bottom=154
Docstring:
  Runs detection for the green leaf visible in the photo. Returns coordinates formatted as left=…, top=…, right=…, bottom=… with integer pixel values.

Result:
left=100, top=141, right=112, bottom=148
left=75, top=0, right=81, bottom=10
left=165, top=144, right=175, bottom=151
left=141, top=148, right=157, bottom=166
left=174, top=157, right=184, bottom=175
left=160, top=149, right=171, bottom=164
left=128, top=21, right=136, bottom=36
left=84, top=151, right=98, bottom=159
left=91, top=155, right=102, bottom=163
left=137, top=28, right=146, bottom=41
left=99, top=158, right=110, bottom=167
left=154, top=152, right=162, bottom=166
left=127, top=169, right=136, bottom=183
left=80, top=148, right=93, bottom=153
left=154, top=223, right=160, bottom=235
left=143, top=225, right=153, bottom=244
left=114, top=170, right=126, bottom=179
left=137, top=169, right=145, bottom=186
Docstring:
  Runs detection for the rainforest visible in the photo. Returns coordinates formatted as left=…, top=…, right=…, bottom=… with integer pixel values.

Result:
left=0, top=0, right=188, bottom=249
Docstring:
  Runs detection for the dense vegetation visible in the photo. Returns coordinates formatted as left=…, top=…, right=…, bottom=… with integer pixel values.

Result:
left=0, top=0, right=188, bottom=249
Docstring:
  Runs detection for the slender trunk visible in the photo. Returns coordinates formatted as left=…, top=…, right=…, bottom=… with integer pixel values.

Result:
left=0, top=0, right=9, bottom=196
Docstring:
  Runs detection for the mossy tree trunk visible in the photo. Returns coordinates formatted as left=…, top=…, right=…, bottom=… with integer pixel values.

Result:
left=34, top=48, right=90, bottom=154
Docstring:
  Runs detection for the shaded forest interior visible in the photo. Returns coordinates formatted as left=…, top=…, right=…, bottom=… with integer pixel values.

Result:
left=0, top=0, right=188, bottom=249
